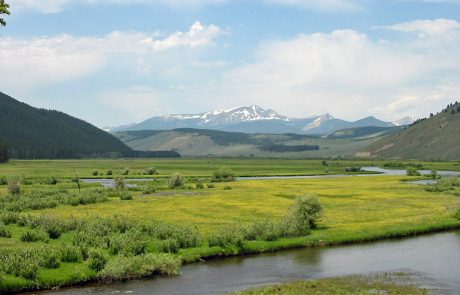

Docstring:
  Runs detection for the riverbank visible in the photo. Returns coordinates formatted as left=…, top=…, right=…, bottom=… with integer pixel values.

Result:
left=3, top=211, right=459, bottom=293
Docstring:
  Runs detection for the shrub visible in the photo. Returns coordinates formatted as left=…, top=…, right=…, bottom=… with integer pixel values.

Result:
left=92, top=170, right=99, bottom=176
left=46, top=176, right=60, bottom=185
left=114, top=177, right=125, bottom=190
left=146, top=167, right=158, bottom=175
left=207, top=184, right=215, bottom=189
left=345, top=167, right=361, bottom=173
left=120, top=193, right=133, bottom=201
left=0, top=176, right=7, bottom=185
left=196, top=183, right=204, bottom=189
left=212, top=168, right=236, bottom=182
left=20, top=229, right=49, bottom=243
left=106, top=169, right=113, bottom=176
left=406, top=167, right=421, bottom=176
left=281, top=195, right=323, bottom=236
left=169, top=173, right=185, bottom=189
left=142, top=186, right=156, bottom=195
left=121, top=168, right=130, bottom=176
left=86, top=249, right=108, bottom=272
left=223, top=185, right=232, bottom=190
left=7, top=178, right=20, bottom=195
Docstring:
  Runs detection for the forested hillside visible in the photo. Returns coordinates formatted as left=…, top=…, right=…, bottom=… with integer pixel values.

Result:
left=363, top=102, right=460, bottom=160
left=0, top=92, right=180, bottom=159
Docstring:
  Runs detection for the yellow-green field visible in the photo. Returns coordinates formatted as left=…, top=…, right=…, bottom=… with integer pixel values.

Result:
left=38, top=176, right=460, bottom=235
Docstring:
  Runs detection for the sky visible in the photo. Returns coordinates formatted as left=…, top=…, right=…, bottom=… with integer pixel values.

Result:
left=1, top=0, right=460, bottom=127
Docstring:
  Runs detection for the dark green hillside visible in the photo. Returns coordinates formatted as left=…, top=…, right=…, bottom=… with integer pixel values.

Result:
left=364, top=102, right=460, bottom=160
left=0, top=92, right=155, bottom=159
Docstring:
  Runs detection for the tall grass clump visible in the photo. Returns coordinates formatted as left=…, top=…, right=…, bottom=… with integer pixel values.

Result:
left=20, top=229, right=49, bottom=243
left=0, top=224, right=12, bottom=238
left=98, top=254, right=180, bottom=283
left=7, top=178, right=20, bottom=195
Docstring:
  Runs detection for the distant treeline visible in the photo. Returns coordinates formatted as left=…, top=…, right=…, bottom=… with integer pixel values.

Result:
left=259, top=144, right=320, bottom=153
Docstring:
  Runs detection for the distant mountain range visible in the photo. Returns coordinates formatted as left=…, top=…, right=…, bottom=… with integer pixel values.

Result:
left=109, top=105, right=412, bottom=135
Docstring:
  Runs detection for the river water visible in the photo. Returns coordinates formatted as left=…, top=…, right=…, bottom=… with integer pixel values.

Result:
left=46, top=231, right=460, bottom=295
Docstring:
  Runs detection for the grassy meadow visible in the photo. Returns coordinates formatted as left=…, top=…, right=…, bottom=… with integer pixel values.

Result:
left=0, top=159, right=460, bottom=293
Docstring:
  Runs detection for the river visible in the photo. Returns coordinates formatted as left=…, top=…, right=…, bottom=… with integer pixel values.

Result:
left=45, top=231, right=460, bottom=295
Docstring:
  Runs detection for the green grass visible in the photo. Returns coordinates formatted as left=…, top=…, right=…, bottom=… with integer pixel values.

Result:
left=0, top=159, right=460, bottom=293
left=1, top=159, right=459, bottom=179
left=233, top=273, right=429, bottom=295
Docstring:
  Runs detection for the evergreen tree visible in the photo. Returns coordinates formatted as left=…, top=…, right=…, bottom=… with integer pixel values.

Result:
left=0, top=0, right=9, bottom=27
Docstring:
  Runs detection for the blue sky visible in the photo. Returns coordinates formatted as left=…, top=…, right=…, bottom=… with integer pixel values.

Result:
left=1, top=0, right=460, bottom=127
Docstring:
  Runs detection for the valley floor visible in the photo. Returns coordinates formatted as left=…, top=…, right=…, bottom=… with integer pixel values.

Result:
left=0, top=159, right=459, bottom=293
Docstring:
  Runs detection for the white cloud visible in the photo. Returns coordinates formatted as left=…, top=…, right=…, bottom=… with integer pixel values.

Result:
left=0, top=22, right=223, bottom=91
left=376, top=18, right=460, bottom=35
left=263, top=0, right=364, bottom=12
left=11, top=0, right=365, bottom=13
left=189, top=23, right=460, bottom=121
left=11, top=0, right=226, bottom=13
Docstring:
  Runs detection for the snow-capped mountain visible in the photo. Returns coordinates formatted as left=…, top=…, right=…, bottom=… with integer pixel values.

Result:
left=393, top=116, right=416, bottom=126
left=111, top=105, right=400, bottom=135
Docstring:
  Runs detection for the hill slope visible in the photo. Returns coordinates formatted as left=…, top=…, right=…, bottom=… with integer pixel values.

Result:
left=0, top=92, right=132, bottom=159
left=115, top=128, right=385, bottom=158
left=362, top=103, right=460, bottom=160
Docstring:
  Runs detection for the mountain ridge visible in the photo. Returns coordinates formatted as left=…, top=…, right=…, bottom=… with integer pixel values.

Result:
left=110, top=105, right=408, bottom=135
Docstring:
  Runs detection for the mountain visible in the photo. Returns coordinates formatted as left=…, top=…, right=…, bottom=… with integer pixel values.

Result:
left=114, top=128, right=386, bottom=158
left=393, top=116, right=416, bottom=126
left=111, top=106, right=397, bottom=135
left=362, top=102, right=460, bottom=160
left=0, top=92, right=179, bottom=159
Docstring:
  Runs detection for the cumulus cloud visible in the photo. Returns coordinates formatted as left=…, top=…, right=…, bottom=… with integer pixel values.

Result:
left=0, top=22, right=223, bottom=91
left=191, top=21, right=460, bottom=121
